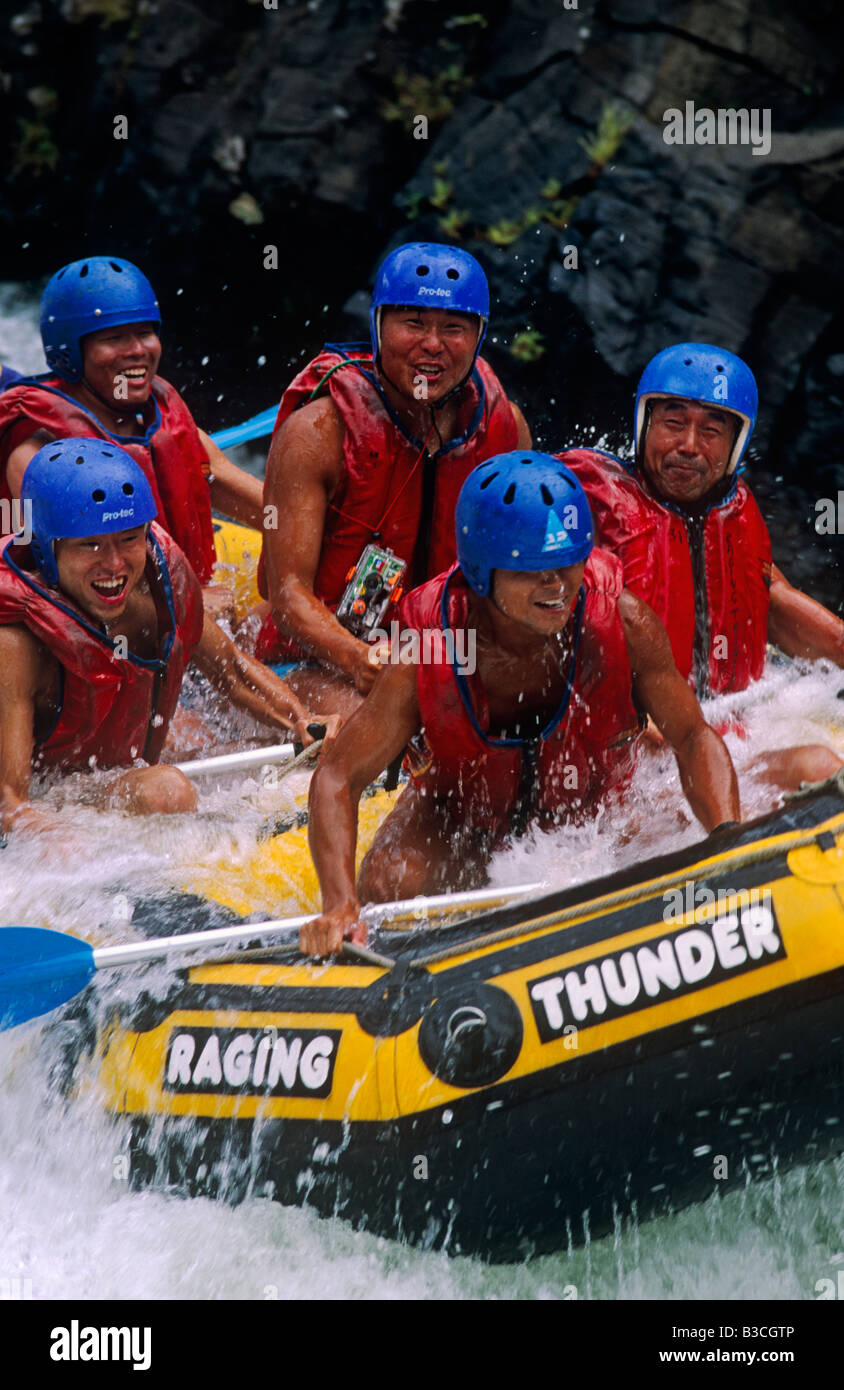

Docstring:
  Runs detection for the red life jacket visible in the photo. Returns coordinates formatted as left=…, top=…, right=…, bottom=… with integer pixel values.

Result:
left=400, top=552, right=642, bottom=835
left=0, top=375, right=216, bottom=584
left=560, top=448, right=771, bottom=696
left=255, top=345, right=519, bottom=663
left=0, top=522, right=204, bottom=772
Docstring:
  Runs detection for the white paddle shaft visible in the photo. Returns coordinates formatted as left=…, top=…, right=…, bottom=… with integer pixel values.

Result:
left=91, top=882, right=547, bottom=970
left=173, top=743, right=296, bottom=778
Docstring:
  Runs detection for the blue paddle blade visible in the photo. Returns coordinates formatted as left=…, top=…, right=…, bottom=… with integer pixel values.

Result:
left=0, top=927, right=97, bottom=1031
left=209, top=407, right=277, bottom=450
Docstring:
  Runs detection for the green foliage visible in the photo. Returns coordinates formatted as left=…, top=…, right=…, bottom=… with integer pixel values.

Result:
left=579, top=102, right=634, bottom=167
left=429, top=176, right=454, bottom=210
left=399, top=190, right=424, bottom=221
left=13, top=118, right=59, bottom=177
left=510, top=329, right=546, bottom=363
left=542, top=196, right=578, bottom=230
left=67, top=0, right=135, bottom=26
left=381, top=65, right=470, bottom=125
left=485, top=206, right=542, bottom=246
left=444, top=11, right=488, bottom=26
left=228, top=192, right=264, bottom=225
left=541, top=177, right=563, bottom=200
left=437, top=207, right=468, bottom=238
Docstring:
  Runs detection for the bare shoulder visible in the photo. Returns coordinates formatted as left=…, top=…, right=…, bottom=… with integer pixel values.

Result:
left=509, top=401, right=532, bottom=448
left=6, top=429, right=55, bottom=496
left=277, top=396, right=344, bottom=457
left=618, top=589, right=672, bottom=670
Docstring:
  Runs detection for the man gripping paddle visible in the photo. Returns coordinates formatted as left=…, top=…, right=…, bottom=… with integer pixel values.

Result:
left=302, top=452, right=740, bottom=956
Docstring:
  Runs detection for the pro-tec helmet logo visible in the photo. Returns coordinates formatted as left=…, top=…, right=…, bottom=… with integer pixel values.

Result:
left=713, top=372, right=729, bottom=401
left=418, top=286, right=451, bottom=297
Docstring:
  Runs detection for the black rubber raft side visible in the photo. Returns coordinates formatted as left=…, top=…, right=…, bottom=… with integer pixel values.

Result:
left=110, top=782, right=844, bottom=1261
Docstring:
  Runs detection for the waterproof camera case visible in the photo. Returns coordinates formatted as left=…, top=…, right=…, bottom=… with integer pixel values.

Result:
left=335, top=543, right=407, bottom=639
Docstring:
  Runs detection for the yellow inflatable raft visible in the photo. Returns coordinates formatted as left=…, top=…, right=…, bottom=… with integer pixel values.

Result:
left=85, top=773, right=844, bottom=1261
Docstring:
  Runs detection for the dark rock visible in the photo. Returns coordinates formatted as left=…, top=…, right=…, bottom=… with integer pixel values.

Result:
left=1, top=0, right=842, bottom=542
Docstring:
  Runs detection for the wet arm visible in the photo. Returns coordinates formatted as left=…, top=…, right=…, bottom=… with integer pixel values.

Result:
left=0, top=627, right=56, bottom=834
left=767, top=564, right=844, bottom=667
left=510, top=402, right=532, bottom=448
left=262, top=399, right=375, bottom=690
left=621, top=591, right=740, bottom=831
left=303, top=659, right=421, bottom=954
left=191, top=614, right=333, bottom=744
left=199, top=429, right=265, bottom=531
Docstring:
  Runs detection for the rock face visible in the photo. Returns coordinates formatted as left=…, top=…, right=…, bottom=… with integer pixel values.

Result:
left=3, top=0, right=843, bottom=552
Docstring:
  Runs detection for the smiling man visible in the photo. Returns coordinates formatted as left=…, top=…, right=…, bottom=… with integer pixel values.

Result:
left=559, top=343, right=844, bottom=790
left=301, top=453, right=740, bottom=956
left=0, top=257, right=263, bottom=619
left=0, top=440, right=334, bottom=837
left=256, top=242, right=531, bottom=718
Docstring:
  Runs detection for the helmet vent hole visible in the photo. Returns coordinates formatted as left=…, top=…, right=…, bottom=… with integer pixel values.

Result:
left=122, top=483, right=134, bottom=495
left=479, top=472, right=498, bottom=490
left=110, top=262, right=123, bottom=272
left=446, top=268, right=459, bottom=280
left=79, top=264, right=89, bottom=278
left=49, top=453, right=62, bottom=462
left=503, top=483, right=516, bottom=505
left=520, top=456, right=532, bottom=465
left=92, top=489, right=106, bottom=502
left=716, top=363, right=724, bottom=371
left=416, top=264, right=429, bottom=277
left=683, top=357, right=692, bottom=365
left=75, top=456, right=85, bottom=466
left=540, top=484, right=553, bottom=505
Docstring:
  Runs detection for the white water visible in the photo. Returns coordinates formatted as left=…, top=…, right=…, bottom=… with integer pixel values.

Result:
left=0, top=662, right=842, bottom=1302
left=1, top=286, right=842, bottom=1300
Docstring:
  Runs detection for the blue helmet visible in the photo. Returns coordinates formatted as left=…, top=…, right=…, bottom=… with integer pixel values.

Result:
left=456, top=451, right=594, bottom=597
left=635, top=343, right=758, bottom=475
left=369, top=242, right=489, bottom=365
left=21, top=438, right=158, bottom=586
left=40, top=257, right=161, bottom=383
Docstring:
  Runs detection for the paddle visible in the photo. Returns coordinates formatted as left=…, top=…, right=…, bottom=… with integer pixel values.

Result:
left=209, top=406, right=278, bottom=451
left=174, top=724, right=328, bottom=781
left=0, top=881, right=545, bottom=1031
left=173, top=742, right=297, bottom=779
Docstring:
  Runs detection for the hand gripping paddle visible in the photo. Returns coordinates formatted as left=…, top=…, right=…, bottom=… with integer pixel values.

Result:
left=0, top=880, right=545, bottom=1031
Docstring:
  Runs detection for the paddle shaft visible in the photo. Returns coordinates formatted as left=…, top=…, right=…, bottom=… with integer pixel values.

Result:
left=173, top=743, right=296, bottom=778
left=90, top=881, right=547, bottom=971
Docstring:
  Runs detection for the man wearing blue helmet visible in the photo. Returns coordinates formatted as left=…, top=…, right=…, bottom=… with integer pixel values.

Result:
left=0, top=440, right=336, bottom=836
left=560, top=343, right=843, bottom=790
left=256, top=242, right=531, bottom=719
left=300, top=451, right=741, bottom=956
left=0, top=257, right=263, bottom=620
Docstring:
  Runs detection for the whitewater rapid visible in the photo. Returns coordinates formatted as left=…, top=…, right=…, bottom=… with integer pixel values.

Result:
left=1, top=280, right=841, bottom=1301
